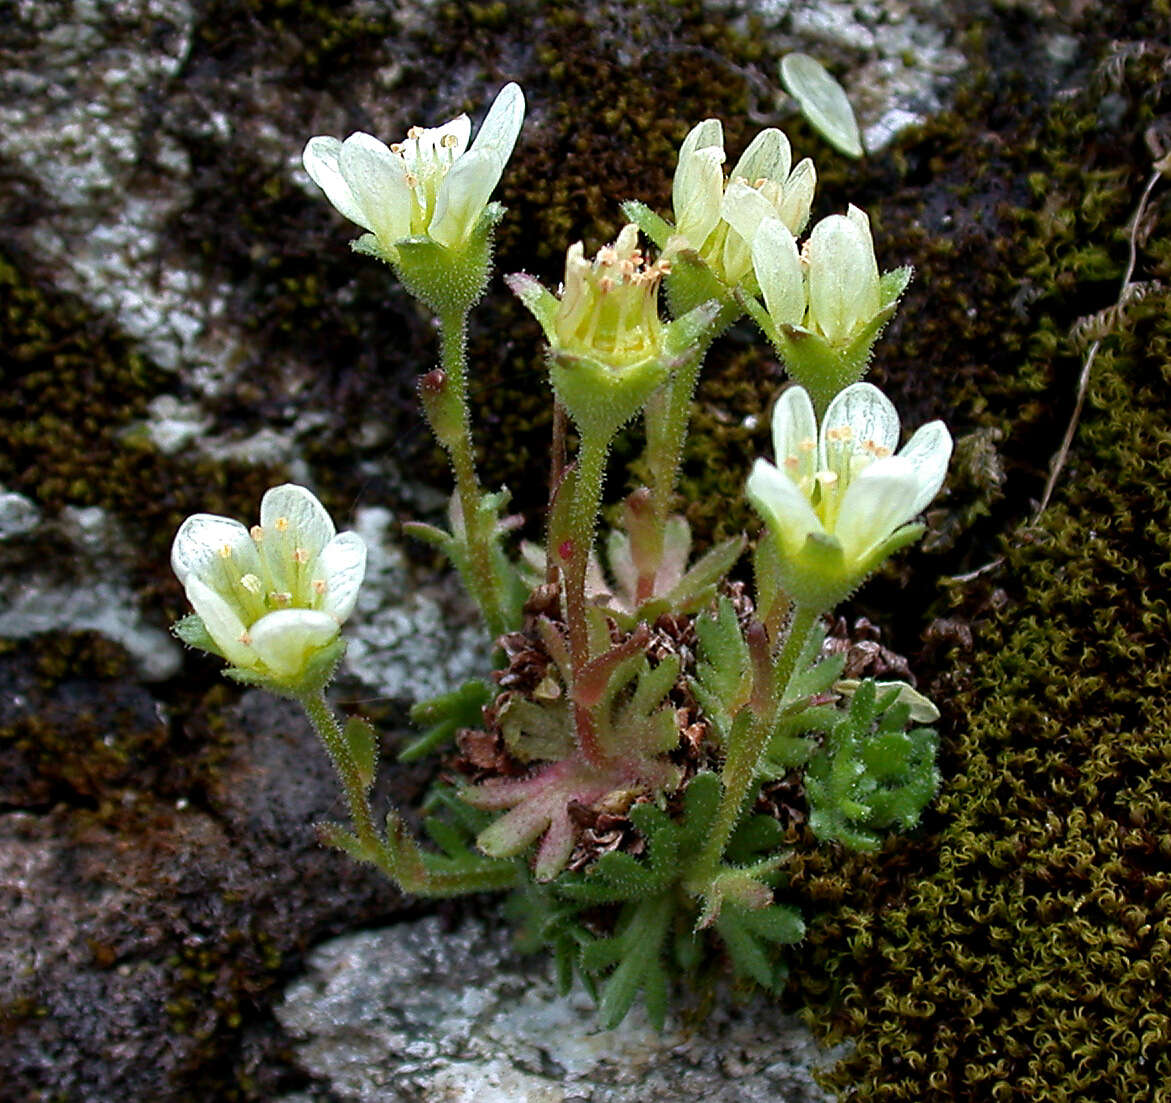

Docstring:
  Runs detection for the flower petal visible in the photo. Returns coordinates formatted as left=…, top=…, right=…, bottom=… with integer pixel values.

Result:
left=673, top=119, right=724, bottom=245
left=469, top=82, right=525, bottom=166
left=771, top=384, right=818, bottom=484
left=314, top=531, right=367, bottom=622
left=730, top=127, right=791, bottom=186
left=430, top=147, right=500, bottom=247
left=260, top=485, right=336, bottom=558
left=834, top=454, right=920, bottom=561
left=302, top=137, right=370, bottom=230
left=338, top=132, right=412, bottom=246
left=777, top=158, right=816, bottom=234
left=898, top=419, right=953, bottom=516
left=752, top=217, right=805, bottom=328
left=746, top=458, right=824, bottom=559
left=821, top=383, right=899, bottom=476
left=184, top=575, right=256, bottom=668
left=674, top=147, right=725, bottom=247
left=720, top=179, right=777, bottom=247
left=806, top=212, right=879, bottom=344
left=678, top=118, right=723, bottom=163
left=249, top=609, right=340, bottom=679
left=171, top=514, right=257, bottom=587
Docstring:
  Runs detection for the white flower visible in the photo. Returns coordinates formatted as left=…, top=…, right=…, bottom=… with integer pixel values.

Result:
left=741, top=205, right=912, bottom=412
left=670, top=119, right=816, bottom=287
left=805, top=205, right=881, bottom=344
left=171, top=484, right=366, bottom=682
left=302, top=82, right=525, bottom=255
left=748, top=205, right=887, bottom=345
left=747, top=382, right=951, bottom=607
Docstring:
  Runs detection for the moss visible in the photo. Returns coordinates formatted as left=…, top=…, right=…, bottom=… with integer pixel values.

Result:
left=779, top=13, right=1171, bottom=1100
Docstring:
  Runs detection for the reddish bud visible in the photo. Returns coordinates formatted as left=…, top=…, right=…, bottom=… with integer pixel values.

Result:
left=419, top=368, right=447, bottom=395
left=558, top=539, right=574, bottom=561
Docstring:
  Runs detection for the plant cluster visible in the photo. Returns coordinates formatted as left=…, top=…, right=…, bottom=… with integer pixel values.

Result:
left=169, top=82, right=954, bottom=1027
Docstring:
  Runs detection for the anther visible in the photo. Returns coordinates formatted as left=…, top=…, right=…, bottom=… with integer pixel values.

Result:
left=440, top=133, right=458, bottom=148
left=240, top=574, right=262, bottom=595
left=292, top=547, right=310, bottom=565
left=219, top=543, right=233, bottom=559
left=404, top=171, right=418, bottom=188
left=275, top=517, right=289, bottom=532
left=313, top=579, right=328, bottom=595
left=815, top=471, right=839, bottom=487
left=390, top=142, right=404, bottom=154
left=238, top=630, right=252, bottom=645
left=598, top=276, right=614, bottom=293
left=407, top=126, right=424, bottom=140
left=250, top=524, right=264, bottom=541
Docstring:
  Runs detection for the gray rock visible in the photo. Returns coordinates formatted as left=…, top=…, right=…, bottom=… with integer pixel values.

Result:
left=277, top=914, right=838, bottom=1103
left=0, top=488, right=41, bottom=540
left=0, top=505, right=182, bottom=680
left=344, top=506, right=493, bottom=705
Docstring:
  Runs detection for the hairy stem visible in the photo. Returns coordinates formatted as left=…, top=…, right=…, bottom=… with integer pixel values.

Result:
left=564, top=430, right=610, bottom=767
left=438, top=309, right=509, bottom=638
left=303, top=691, right=518, bottom=897
left=694, top=603, right=820, bottom=881
left=301, top=691, right=382, bottom=854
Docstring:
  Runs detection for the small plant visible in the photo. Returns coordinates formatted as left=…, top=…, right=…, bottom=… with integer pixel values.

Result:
left=170, top=85, right=953, bottom=1027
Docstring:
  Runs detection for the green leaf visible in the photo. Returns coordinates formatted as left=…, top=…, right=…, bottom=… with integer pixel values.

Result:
left=316, top=821, right=374, bottom=863
left=804, top=678, right=940, bottom=850
left=342, top=716, right=378, bottom=790
left=401, top=680, right=492, bottom=762
left=659, top=534, right=746, bottom=614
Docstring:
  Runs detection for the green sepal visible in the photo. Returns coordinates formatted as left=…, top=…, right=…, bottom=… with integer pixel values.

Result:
left=171, top=613, right=221, bottom=656
left=389, top=205, right=501, bottom=316
left=548, top=348, right=669, bottom=442
left=506, top=271, right=560, bottom=343
left=620, top=199, right=674, bottom=250
left=663, top=296, right=724, bottom=358
left=219, top=637, right=347, bottom=699
left=662, top=248, right=738, bottom=325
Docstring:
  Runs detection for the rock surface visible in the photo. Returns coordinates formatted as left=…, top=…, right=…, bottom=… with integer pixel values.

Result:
left=276, top=914, right=836, bottom=1103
